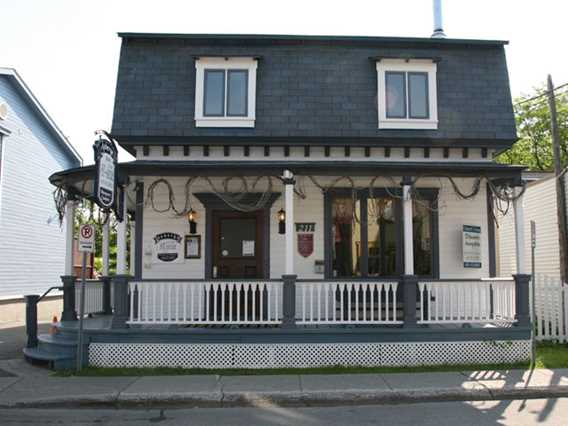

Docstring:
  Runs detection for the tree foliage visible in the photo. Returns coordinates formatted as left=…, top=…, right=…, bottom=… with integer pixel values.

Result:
left=74, top=202, right=125, bottom=276
left=497, top=85, right=568, bottom=170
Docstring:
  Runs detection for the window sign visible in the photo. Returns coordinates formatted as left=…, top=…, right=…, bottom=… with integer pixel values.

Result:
left=242, top=240, right=255, bottom=257
left=463, top=225, right=482, bottom=268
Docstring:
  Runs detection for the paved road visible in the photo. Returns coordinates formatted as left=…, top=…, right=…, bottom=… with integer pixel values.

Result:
left=1, top=398, right=567, bottom=425
left=0, top=322, right=49, bottom=360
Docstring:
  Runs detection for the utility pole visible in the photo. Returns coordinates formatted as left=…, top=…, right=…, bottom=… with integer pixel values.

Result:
left=547, top=75, right=568, bottom=283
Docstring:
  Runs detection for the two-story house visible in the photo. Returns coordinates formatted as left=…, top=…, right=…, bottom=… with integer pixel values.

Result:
left=0, top=68, right=81, bottom=322
left=39, top=30, right=531, bottom=370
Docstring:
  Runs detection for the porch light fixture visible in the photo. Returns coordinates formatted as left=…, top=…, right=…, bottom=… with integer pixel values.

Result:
left=188, top=209, right=198, bottom=234
left=278, top=208, right=286, bottom=234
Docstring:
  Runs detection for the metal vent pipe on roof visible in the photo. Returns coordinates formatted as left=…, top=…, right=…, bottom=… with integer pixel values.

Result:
left=431, top=0, right=447, bottom=38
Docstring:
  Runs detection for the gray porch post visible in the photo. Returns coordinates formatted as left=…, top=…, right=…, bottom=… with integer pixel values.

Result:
left=111, top=275, right=130, bottom=328
left=60, top=275, right=77, bottom=322
left=282, top=274, right=297, bottom=327
left=281, top=170, right=297, bottom=327
left=402, top=275, right=418, bottom=327
left=24, top=295, right=39, bottom=348
left=513, top=274, right=531, bottom=327
left=101, top=275, right=113, bottom=315
left=512, top=186, right=531, bottom=327
left=401, top=177, right=417, bottom=327
left=61, top=199, right=77, bottom=322
left=111, top=187, right=130, bottom=329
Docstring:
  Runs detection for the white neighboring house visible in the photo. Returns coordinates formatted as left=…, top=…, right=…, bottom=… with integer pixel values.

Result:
left=0, top=68, right=82, bottom=299
left=497, top=171, right=567, bottom=279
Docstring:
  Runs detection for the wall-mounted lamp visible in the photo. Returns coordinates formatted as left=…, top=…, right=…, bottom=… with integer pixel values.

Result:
left=188, top=209, right=197, bottom=234
left=278, top=208, right=286, bottom=234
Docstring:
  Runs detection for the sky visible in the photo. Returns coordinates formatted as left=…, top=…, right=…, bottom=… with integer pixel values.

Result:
left=1, top=0, right=567, bottom=164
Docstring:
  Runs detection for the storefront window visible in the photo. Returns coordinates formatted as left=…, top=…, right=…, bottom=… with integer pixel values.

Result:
left=367, top=197, right=397, bottom=277
left=328, top=190, right=436, bottom=278
left=413, top=200, right=433, bottom=276
left=332, top=196, right=360, bottom=277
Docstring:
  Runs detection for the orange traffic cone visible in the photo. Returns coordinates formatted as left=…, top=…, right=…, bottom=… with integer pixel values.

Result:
left=48, top=315, right=58, bottom=335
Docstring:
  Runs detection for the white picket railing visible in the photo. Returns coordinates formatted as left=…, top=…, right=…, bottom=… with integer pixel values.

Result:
left=128, top=281, right=283, bottom=325
left=75, top=280, right=104, bottom=316
left=418, top=279, right=516, bottom=324
left=296, top=281, right=402, bottom=324
left=534, top=275, right=568, bottom=342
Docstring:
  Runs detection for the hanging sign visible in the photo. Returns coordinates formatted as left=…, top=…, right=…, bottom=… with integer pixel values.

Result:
left=153, top=232, right=183, bottom=263
left=78, top=224, right=96, bottom=253
left=463, top=225, right=481, bottom=268
left=298, top=234, right=314, bottom=258
left=93, top=135, right=118, bottom=210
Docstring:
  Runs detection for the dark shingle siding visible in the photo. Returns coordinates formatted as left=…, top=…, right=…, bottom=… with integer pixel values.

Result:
left=111, top=38, right=517, bottom=142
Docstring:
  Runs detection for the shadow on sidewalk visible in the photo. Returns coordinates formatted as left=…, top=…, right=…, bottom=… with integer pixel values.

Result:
left=0, top=323, right=49, bottom=360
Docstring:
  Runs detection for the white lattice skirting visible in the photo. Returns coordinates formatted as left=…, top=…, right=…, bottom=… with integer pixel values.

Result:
left=88, top=340, right=530, bottom=369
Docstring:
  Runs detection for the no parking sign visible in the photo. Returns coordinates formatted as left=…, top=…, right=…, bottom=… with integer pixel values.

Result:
left=78, top=224, right=95, bottom=253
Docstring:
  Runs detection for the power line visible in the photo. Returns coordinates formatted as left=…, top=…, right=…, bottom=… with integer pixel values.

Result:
left=514, top=82, right=568, bottom=108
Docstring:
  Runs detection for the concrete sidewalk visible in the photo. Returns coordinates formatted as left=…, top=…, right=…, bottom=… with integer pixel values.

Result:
left=0, top=359, right=568, bottom=408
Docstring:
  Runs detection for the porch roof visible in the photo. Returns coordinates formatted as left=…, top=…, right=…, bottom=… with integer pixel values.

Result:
left=50, top=160, right=524, bottom=201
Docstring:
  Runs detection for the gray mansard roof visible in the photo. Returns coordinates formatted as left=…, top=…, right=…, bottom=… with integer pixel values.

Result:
left=111, top=33, right=517, bottom=150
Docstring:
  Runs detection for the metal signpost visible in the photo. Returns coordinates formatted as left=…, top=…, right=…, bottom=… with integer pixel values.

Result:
left=530, top=220, right=536, bottom=364
left=77, top=224, right=95, bottom=372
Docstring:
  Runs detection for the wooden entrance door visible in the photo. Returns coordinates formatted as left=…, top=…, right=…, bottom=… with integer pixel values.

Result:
left=212, top=210, right=264, bottom=279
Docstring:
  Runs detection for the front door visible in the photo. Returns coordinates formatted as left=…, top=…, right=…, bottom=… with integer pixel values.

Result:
left=212, top=210, right=264, bottom=279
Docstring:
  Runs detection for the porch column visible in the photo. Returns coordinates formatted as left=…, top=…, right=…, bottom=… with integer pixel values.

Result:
left=513, top=186, right=531, bottom=327
left=513, top=187, right=526, bottom=274
left=401, top=178, right=417, bottom=327
left=61, top=200, right=77, bottom=322
left=282, top=170, right=297, bottom=327
left=129, top=219, right=136, bottom=276
left=101, top=220, right=112, bottom=315
left=112, top=188, right=130, bottom=329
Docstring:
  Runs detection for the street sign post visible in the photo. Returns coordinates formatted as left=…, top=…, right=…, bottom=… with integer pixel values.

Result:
left=77, top=224, right=95, bottom=372
left=530, top=220, right=536, bottom=365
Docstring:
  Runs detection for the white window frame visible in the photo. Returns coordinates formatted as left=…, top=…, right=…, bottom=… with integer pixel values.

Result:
left=195, top=57, right=258, bottom=128
left=376, top=59, right=438, bottom=130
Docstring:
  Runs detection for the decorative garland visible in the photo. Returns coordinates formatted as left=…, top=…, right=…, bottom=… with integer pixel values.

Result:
left=53, top=173, right=526, bottom=229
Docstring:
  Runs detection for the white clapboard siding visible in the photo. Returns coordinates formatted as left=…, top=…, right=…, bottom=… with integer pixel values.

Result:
left=128, top=281, right=282, bottom=325
left=296, top=281, right=402, bottom=324
left=142, top=176, right=489, bottom=281
left=497, top=175, right=561, bottom=279
left=0, top=76, right=79, bottom=298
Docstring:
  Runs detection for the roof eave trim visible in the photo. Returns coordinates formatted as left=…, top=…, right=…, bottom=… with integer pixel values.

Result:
left=0, top=67, right=83, bottom=166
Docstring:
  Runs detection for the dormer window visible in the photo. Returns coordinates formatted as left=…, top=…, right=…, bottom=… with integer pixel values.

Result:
left=376, top=59, right=438, bottom=130
left=195, top=57, right=257, bottom=127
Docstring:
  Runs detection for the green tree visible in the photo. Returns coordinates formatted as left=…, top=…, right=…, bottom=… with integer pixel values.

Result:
left=497, top=85, right=568, bottom=170
left=74, top=202, right=122, bottom=276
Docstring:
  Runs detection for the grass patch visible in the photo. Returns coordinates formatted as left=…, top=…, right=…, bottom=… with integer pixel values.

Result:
left=534, top=342, right=568, bottom=369
left=54, top=343, right=568, bottom=377
left=56, top=362, right=529, bottom=378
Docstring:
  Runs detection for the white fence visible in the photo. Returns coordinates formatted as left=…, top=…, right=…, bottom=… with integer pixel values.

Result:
left=296, top=281, right=402, bottom=324
left=75, top=280, right=105, bottom=316
left=418, top=279, right=516, bottom=324
left=128, top=281, right=283, bottom=325
left=534, top=275, right=568, bottom=342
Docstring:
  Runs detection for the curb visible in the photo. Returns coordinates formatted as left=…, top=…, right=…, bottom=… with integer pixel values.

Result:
left=2, top=386, right=568, bottom=409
